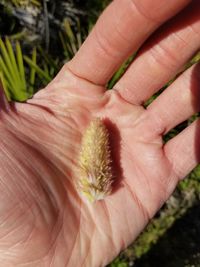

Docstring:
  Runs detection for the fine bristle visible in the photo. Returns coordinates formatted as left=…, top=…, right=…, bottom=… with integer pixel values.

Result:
left=78, top=118, right=113, bottom=202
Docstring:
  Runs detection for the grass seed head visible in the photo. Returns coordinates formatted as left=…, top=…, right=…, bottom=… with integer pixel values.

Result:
left=78, top=118, right=113, bottom=202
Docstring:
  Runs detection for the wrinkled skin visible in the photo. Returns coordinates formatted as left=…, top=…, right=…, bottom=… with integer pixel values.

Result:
left=0, top=0, right=200, bottom=266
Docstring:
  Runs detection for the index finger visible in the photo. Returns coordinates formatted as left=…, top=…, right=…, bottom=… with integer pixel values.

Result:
left=67, top=0, right=191, bottom=86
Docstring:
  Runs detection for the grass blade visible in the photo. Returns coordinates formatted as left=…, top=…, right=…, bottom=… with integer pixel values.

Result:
left=16, top=41, right=26, bottom=90
left=0, top=38, right=28, bottom=101
left=0, top=56, right=16, bottom=90
left=37, top=46, right=59, bottom=72
left=31, top=0, right=41, bottom=6
left=0, top=72, right=11, bottom=101
left=0, top=38, right=18, bottom=86
left=5, top=38, right=23, bottom=92
left=64, top=20, right=77, bottom=55
left=29, top=47, right=37, bottom=94
left=24, top=55, right=51, bottom=83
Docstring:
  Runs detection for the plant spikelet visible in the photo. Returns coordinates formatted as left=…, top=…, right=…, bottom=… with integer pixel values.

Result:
left=78, top=118, right=113, bottom=202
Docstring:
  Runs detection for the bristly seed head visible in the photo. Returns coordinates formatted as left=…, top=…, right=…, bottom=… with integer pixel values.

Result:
left=77, top=118, right=113, bottom=202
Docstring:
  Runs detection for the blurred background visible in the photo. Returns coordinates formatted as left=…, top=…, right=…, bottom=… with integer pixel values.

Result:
left=0, top=1, right=200, bottom=266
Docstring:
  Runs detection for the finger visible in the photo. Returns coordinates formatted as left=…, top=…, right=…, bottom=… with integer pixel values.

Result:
left=67, top=0, right=191, bottom=86
left=164, top=118, right=200, bottom=179
left=114, top=0, right=200, bottom=104
left=145, top=63, right=200, bottom=136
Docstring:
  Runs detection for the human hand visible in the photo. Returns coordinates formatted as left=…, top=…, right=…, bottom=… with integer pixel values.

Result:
left=0, top=0, right=200, bottom=266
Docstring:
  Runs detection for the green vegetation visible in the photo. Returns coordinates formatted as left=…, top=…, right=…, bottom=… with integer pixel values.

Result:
left=0, top=1, right=200, bottom=266
left=0, top=37, right=54, bottom=101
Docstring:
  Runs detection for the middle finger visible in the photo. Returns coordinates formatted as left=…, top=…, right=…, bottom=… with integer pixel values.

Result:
left=114, top=1, right=200, bottom=105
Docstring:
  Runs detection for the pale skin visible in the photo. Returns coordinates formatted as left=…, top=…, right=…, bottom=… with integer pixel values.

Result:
left=0, top=0, right=200, bottom=266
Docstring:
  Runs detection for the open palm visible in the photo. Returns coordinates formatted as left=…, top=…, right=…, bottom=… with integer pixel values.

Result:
left=1, top=1, right=200, bottom=266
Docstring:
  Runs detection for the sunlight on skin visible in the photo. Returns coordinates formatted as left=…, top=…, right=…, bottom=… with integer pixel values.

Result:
left=0, top=79, right=169, bottom=266
left=0, top=0, right=200, bottom=266
left=0, top=66, right=193, bottom=266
